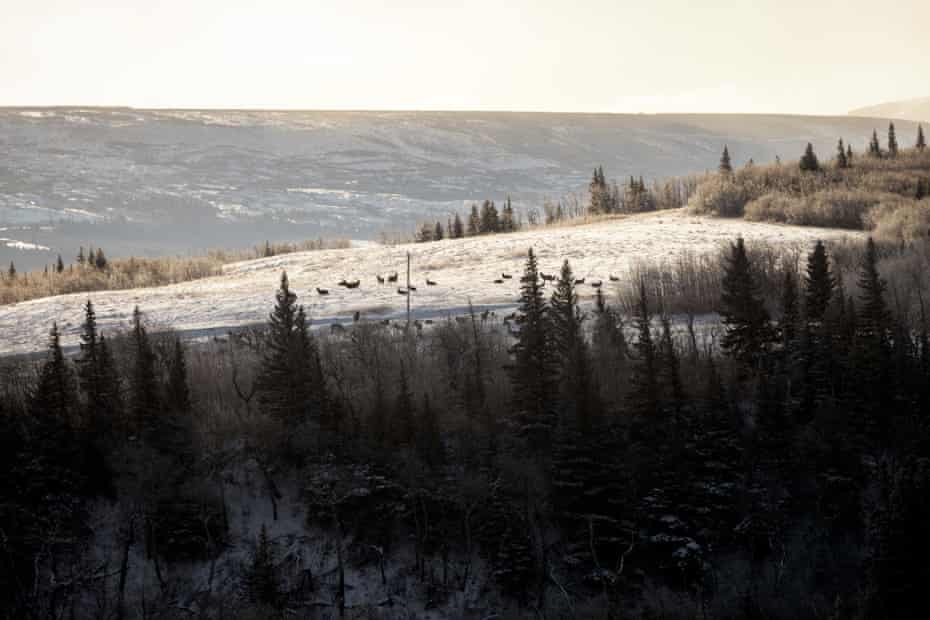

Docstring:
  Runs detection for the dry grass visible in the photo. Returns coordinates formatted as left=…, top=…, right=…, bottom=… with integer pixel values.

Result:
left=688, top=147, right=930, bottom=239
left=0, top=237, right=349, bottom=306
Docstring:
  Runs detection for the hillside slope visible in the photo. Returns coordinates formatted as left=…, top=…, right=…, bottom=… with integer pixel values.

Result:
left=0, top=108, right=910, bottom=270
left=0, top=209, right=861, bottom=356
left=850, top=96, right=930, bottom=122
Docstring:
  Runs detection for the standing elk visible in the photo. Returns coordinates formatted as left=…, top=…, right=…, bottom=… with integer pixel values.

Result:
left=317, top=287, right=329, bottom=295
left=426, top=278, right=437, bottom=286
left=501, top=273, right=512, bottom=279
left=397, top=288, right=409, bottom=295
left=345, top=280, right=360, bottom=289
left=574, top=278, right=585, bottom=285
left=493, top=278, right=504, bottom=284
left=387, top=272, right=399, bottom=283
left=590, top=280, right=602, bottom=288
left=376, top=275, right=385, bottom=284
left=609, top=274, right=619, bottom=282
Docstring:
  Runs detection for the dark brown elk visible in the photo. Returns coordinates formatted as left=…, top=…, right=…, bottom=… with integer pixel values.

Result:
left=387, top=272, right=399, bottom=283
left=501, top=273, right=512, bottom=279
left=316, top=287, right=329, bottom=295
left=397, top=288, right=409, bottom=295
left=408, top=285, right=417, bottom=292
left=337, top=279, right=349, bottom=287
left=345, top=280, right=360, bottom=289
left=493, top=278, right=504, bottom=284
left=574, top=278, right=585, bottom=285
left=609, top=274, right=619, bottom=282
left=426, top=278, right=437, bottom=286
left=376, top=275, right=385, bottom=284
left=590, top=280, right=602, bottom=288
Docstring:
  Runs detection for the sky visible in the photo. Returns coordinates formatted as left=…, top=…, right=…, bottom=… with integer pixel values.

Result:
left=1, top=0, right=928, bottom=115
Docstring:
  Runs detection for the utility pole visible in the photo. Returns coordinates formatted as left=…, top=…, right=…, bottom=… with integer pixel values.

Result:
left=406, top=251, right=411, bottom=327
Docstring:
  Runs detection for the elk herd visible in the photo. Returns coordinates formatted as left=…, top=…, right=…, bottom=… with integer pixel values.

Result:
left=315, top=269, right=622, bottom=296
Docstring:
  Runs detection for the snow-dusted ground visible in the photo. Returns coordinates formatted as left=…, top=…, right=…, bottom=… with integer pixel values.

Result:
left=0, top=210, right=862, bottom=356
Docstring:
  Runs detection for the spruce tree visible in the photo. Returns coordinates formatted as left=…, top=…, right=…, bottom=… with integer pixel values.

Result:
left=869, top=130, right=882, bottom=157
left=7, top=261, right=14, bottom=279
left=452, top=212, right=465, bottom=238
left=256, top=273, right=320, bottom=425
left=56, top=255, right=64, bottom=273
left=917, top=125, right=927, bottom=151
left=627, top=278, right=659, bottom=418
left=858, top=237, right=890, bottom=342
left=720, top=238, right=774, bottom=368
left=77, top=246, right=85, bottom=266
left=129, top=306, right=159, bottom=436
left=30, top=322, right=76, bottom=422
left=77, top=299, right=103, bottom=423
left=479, top=200, right=500, bottom=234
left=166, top=337, right=191, bottom=414
left=836, top=138, right=848, bottom=169
left=433, top=221, right=444, bottom=241
left=799, top=142, right=820, bottom=172
left=887, top=122, right=898, bottom=157
left=501, top=196, right=516, bottom=232
left=94, top=248, right=107, bottom=270
left=847, top=143, right=854, bottom=163
left=550, top=259, right=595, bottom=428
left=780, top=269, right=800, bottom=349
left=804, top=240, right=834, bottom=325
left=244, top=524, right=280, bottom=607
left=467, top=204, right=481, bottom=236
left=719, top=145, right=733, bottom=174
left=509, top=248, right=556, bottom=452
left=658, top=314, right=684, bottom=414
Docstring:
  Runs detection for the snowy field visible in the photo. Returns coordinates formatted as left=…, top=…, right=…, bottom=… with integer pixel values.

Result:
left=0, top=210, right=862, bottom=356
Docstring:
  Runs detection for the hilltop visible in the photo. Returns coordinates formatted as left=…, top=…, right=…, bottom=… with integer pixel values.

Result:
left=850, top=96, right=930, bottom=122
left=0, top=208, right=860, bottom=356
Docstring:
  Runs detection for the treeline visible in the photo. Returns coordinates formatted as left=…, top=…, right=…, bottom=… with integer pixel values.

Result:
left=4, top=230, right=930, bottom=617
left=0, top=237, right=350, bottom=306
left=415, top=197, right=519, bottom=242
left=689, top=123, right=930, bottom=239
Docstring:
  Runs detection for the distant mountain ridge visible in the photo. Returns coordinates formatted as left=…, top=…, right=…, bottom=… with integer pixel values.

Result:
left=849, top=96, right=930, bottom=123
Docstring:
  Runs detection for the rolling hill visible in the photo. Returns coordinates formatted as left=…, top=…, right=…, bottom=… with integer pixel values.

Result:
left=850, top=96, right=930, bottom=123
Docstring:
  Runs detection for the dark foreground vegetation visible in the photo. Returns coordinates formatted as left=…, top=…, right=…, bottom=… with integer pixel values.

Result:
left=3, top=220, right=930, bottom=618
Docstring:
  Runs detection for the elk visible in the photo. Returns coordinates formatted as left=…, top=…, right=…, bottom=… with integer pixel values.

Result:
left=493, top=278, right=504, bottom=284
left=501, top=273, right=512, bottom=279
left=590, top=280, right=603, bottom=288
left=574, top=278, right=585, bottom=285
left=337, top=279, right=349, bottom=287
left=609, top=274, right=620, bottom=282
left=387, top=272, right=399, bottom=283
left=426, top=278, right=437, bottom=286
left=317, top=287, right=330, bottom=295
left=345, top=280, right=360, bottom=289
left=376, top=275, right=385, bottom=284
left=397, top=288, right=409, bottom=295
left=408, top=285, right=417, bottom=292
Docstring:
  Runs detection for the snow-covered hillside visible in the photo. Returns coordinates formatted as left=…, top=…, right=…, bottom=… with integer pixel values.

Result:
left=0, top=210, right=862, bottom=356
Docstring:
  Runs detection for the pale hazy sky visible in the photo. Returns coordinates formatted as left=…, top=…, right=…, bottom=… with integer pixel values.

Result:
left=2, top=0, right=928, bottom=114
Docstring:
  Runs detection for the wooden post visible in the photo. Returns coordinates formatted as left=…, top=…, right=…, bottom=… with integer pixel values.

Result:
left=406, top=251, right=411, bottom=327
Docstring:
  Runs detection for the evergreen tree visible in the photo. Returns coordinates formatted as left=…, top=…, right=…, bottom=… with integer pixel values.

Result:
left=858, top=237, right=890, bottom=343
left=918, top=124, right=927, bottom=152
left=658, top=314, right=684, bottom=414
left=847, top=143, right=854, bottom=163
left=7, top=261, right=15, bottom=279
left=56, top=254, right=64, bottom=273
left=836, top=138, right=848, bottom=169
left=166, top=337, right=191, bottom=414
left=77, top=246, right=85, bottom=266
left=589, top=166, right=610, bottom=213
left=30, top=322, right=76, bottom=421
left=452, top=212, right=465, bottom=238
left=887, top=122, right=898, bottom=157
left=627, top=278, right=659, bottom=418
left=720, top=238, right=774, bottom=368
left=719, top=145, right=733, bottom=174
left=77, top=299, right=102, bottom=422
left=433, top=221, right=444, bottom=241
left=467, top=204, right=481, bottom=236
left=780, top=268, right=800, bottom=349
left=244, top=524, right=280, bottom=607
left=256, top=273, right=321, bottom=425
left=479, top=200, right=500, bottom=234
left=129, top=306, right=159, bottom=436
left=550, top=259, right=595, bottom=428
left=509, top=248, right=557, bottom=452
left=799, top=142, right=820, bottom=172
left=94, top=247, right=107, bottom=270
left=501, top=196, right=516, bottom=232
left=805, top=240, right=835, bottom=325
left=869, top=130, right=882, bottom=158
